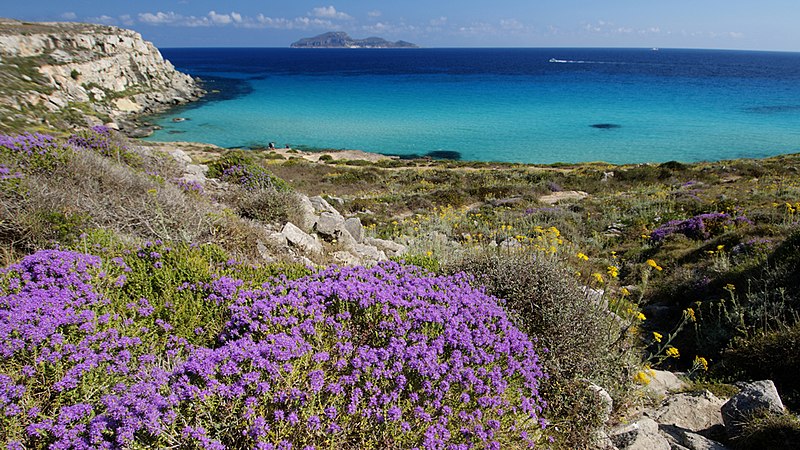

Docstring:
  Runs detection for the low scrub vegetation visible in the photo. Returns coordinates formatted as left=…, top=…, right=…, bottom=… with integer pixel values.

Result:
left=3, top=127, right=800, bottom=448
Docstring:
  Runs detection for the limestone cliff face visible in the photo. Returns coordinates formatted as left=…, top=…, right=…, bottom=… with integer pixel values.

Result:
left=0, top=18, right=202, bottom=131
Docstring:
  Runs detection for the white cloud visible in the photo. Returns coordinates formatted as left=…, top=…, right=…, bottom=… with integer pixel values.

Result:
left=310, top=6, right=352, bottom=20
left=120, top=15, right=134, bottom=26
left=583, top=20, right=663, bottom=36
left=138, top=11, right=182, bottom=25
left=60, top=12, right=77, bottom=20
left=208, top=11, right=233, bottom=25
left=367, top=10, right=382, bottom=18
left=87, top=15, right=116, bottom=25
left=429, top=16, right=447, bottom=26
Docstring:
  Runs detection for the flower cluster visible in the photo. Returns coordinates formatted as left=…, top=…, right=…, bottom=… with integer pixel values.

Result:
left=67, top=126, right=132, bottom=160
left=0, top=164, right=22, bottom=181
left=0, top=132, right=67, bottom=171
left=650, top=212, right=751, bottom=242
left=175, top=178, right=205, bottom=194
left=0, top=251, right=546, bottom=449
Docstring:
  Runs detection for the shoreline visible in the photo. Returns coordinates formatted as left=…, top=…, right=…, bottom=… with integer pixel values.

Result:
left=139, top=137, right=800, bottom=170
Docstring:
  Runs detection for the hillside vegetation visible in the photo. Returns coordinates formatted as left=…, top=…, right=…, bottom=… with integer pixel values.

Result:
left=2, top=127, right=800, bottom=448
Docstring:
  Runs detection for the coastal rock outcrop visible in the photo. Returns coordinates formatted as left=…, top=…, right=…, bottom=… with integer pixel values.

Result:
left=0, top=18, right=202, bottom=132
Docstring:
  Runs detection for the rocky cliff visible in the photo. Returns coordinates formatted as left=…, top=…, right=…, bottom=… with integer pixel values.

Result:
left=0, top=18, right=202, bottom=133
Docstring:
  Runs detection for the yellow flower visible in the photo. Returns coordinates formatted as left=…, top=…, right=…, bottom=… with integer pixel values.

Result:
left=592, top=273, right=604, bottom=284
left=636, top=312, right=646, bottom=321
left=694, top=356, right=709, bottom=371
left=646, top=259, right=663, bottom=271
left=716, top=245, right=725, bottom=251
left=607, top=265, right=619, bottom=278
left=426, top=251, right=433, bottom=257
left=725, top=284, right=736, bottom=292
left=620, top=287, right=630, bottom=296
left=633, top=370, right=652, bottom=385
left=685, top=308, right=696, bottom=322
left=653, top=332, right=663, bottom=343
left=665, top=346, right=680, bottom=358
left=576, top=252, right=589, bottom=261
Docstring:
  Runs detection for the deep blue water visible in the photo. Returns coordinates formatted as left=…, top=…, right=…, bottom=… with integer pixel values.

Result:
left=146, top=48, right=800, bottom=164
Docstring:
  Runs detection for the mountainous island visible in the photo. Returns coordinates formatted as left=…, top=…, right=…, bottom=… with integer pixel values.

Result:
left=290, top=31, right=418, bottom=48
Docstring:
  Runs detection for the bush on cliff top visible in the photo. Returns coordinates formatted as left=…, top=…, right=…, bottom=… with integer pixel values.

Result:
left=0, top=245, right=547, bottom=449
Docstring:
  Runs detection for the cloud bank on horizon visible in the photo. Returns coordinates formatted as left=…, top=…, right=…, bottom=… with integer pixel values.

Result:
left=3, top=1, right=797, bottom=50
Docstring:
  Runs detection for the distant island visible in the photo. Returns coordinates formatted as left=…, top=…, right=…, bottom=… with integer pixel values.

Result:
left=290, top=31, right=418, bottom=48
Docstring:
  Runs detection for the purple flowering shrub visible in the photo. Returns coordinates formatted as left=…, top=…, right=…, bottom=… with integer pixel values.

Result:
left=67, top=126, right=141, bottom=167
left=175, top=178, right=205, bottom=194
left=1, top=246, right=547, bottom=449
left=209, top=150, right=290, bottom=193
left=651, top=212, right=752, bottom=242
left=0, top=132, right=68, bottom=172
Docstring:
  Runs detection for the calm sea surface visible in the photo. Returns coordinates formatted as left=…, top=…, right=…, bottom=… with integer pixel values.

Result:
left=146, top=48, right=800, bottom=164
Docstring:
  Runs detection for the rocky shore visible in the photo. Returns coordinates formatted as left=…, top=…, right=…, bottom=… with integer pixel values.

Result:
left=0, top=18, right=203, bottom=133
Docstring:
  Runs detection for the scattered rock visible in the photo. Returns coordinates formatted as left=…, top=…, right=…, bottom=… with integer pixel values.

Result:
left=169, top=149, right=192, bottom=164
left=183, top=164, right=208, bottom=184
left=351, top=243, right=387, bottom=264
left=588, top=382, right=614, bottom=424
left=281, top=222, right=323, bottom=256
left=315, top=212, right=345, bottom=239
left=650, top=390, right=726, bottom=436
left=659, top=425, right=731, bottom=450
left=721, top=380, right=785, bottom=438
left=609, top=417, right=670, bottom=450
left=644, top=370, right=687, bottom=397
left=344, top=217, right=364, bottom=243
left=309, top=196, right=341, bottom=217
left=296, top=195, right=317, bottom=233
left=331, top=251, right=361, bottom=266
left=538, top=190, right=589, bottom=205
left=365, top=237, right=407, bottom=257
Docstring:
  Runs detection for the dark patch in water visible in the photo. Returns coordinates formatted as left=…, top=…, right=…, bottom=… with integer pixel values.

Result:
left=167, top=130, right=186, bottom=135
left=744, top=105, right=800, bottom=114
left=590, top=123, right=621, bottom=129
left=426, top=150, right=462, bottom=160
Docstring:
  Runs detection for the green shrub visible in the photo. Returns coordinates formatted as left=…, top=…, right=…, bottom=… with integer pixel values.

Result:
left=718, top=322, right=800, bottom=408
left=208, top=149, right=290, bottom=192
left=731, top=410, right=800, bottom=450
left=445, top=250, right=636, bottom=448
left=391, top=253, right=440, bottom=273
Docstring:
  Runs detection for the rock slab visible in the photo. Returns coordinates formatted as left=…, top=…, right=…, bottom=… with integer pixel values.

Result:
left=721, top=380, right=785, bottom=437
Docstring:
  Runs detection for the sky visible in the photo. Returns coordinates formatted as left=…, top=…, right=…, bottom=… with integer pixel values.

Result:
left=2, top=1, right=799, bottom=51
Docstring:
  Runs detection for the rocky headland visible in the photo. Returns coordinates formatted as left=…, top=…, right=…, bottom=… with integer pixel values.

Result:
left=0, top=18, right=203, bottom=134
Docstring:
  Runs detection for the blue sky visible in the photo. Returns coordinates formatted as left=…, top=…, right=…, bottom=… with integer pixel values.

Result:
left=2, top=1, right=798, bottom=50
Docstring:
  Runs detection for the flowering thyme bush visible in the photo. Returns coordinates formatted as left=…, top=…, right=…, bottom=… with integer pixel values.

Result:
left=67, top=126, right=141, bottom=167
left=209, top=150, right=290, bottom=193
left=0, top=249, right=547, bottom=449
left=651, top=212, right=751, bottom=242
left=0, top=132, right=68, bottom=172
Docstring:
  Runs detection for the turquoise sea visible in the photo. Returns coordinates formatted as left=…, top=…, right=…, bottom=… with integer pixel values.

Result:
left=146, top=48, right=800, bottom=164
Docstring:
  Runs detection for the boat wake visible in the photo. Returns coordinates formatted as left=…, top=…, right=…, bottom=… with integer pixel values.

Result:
left=548, top=58, right=622, bottom=64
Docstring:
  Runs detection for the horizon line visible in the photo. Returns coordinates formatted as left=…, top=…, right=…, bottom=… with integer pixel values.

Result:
left=156, top=45, right=800, bottom=54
